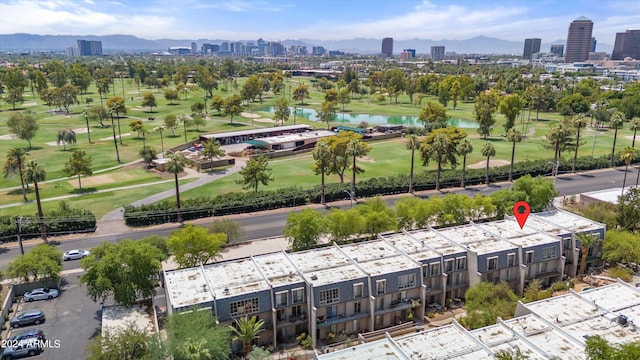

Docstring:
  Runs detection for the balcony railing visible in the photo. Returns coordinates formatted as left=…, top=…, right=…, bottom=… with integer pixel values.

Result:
left=316, top=312, right=369, bottom=328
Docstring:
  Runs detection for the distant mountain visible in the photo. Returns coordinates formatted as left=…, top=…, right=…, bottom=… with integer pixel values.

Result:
left=0, top=33, right=613, bottom=55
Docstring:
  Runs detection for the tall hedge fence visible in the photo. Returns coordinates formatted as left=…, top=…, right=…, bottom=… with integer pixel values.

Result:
left=0, top=206, right=97, bottom=243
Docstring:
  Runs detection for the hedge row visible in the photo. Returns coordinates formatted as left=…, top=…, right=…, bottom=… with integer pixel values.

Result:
left=124, top=155, right=631, bottom=226
left=0, top=205, right=97, bottom=242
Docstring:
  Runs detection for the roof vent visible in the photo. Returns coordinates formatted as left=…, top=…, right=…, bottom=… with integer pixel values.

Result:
left=223, top=288, right=230, bottom=295
left=311, top=275, right=318, bottom=280
left=618, top=314, right=628, bottom=326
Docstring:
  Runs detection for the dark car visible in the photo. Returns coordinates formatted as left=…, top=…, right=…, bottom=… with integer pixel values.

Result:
left=8, top=329, right=45, bottom=342
left=10, top=310, right=45, bottom=328
left=1, top=339, right=43, bottom=359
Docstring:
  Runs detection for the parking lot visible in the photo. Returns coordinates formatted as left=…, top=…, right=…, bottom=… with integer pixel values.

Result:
left=7, top=274, right=102, bottom=360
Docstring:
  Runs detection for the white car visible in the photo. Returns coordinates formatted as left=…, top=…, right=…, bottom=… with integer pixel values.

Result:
left=24, top=288, right=59, bottom=302
left=63, top=249, right=90, bottom=261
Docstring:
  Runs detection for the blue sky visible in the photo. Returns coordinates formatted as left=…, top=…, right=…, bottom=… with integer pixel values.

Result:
left=1, top=0, right=638, bottom=44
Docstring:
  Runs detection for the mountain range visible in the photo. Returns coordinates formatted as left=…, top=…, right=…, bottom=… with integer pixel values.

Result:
left=0, top=33, right=614, bottom=55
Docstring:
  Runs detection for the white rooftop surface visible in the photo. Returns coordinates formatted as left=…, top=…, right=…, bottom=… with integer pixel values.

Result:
left=562, top=311, right=640, bottom=345
left=503, top=315, right=586, bottom=360
left=521, top=216, right=567, bottom=236
left=533, top=210, right=603, bottom=234
left=201, top=124, right=311, bottom=139
left=317, top=338, right=404, bottom=360
left=252, top=252, right=305, bottom=288
left=165, top=267, right=214, bottom=309
left=394, top=324, right=491, bottom=359
left=384, top=233, right=441, bottom=263
left=255, top=130, right=335, bottom=145
left=202, top=258, right=270, bottom=299
left=470, top=324, right=546, bottom=359
left=579, top=283, right=640, bottom=311
left=438, top=225, right=516, bottom=255
left=287, top=248, right=366, bottom=286
left=581, top=187, right=633, bottom=205
left=525, top=292, right=604, bottom=326
left=102, top=304, right=156, bottom=336
left=476, top=218, right=539, bottom=239
left=406, top=229, right=464, bottom=255
left=340, top=240, right=419, bottom=276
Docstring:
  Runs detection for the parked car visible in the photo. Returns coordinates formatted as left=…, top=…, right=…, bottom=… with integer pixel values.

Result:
left=8, top=329, right=45, bottom=342
left=63, top=249, right=90, bottom=261
left=1, top=339, right=43, bottom=359
left=23, top=288, right=59, bottom=302
left=10, top=310, right=45, bottom=328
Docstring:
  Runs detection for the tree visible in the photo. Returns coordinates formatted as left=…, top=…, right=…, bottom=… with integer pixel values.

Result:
left=420, top=127, right=466, bottom=191
left=86, top=323, right=156, bottom=360
left=499, top=94, right=524, bottom=132
left=236, top=156, right=273, bottom=192
left=461, top=282, right=519, bottom=330
left=602, top=230, right=640, bottom=265
left=572, top=114, right=588, bottom=173
left=165, top=308, right=231, bottom=360
left=139, top=146, right=157, bottom=169
left=545, top=121, right=573, bottom=166
left=164, top=88, right=179, bottom=104
left=318, top=100, right=337, bottom=129
left=481, top=141, right=496, bottom=186
left=418, top=101, right=448, bottom=131
left=207, top=219, right=244, bottom=243
left=210, top=95, right=225, bottom=114
left=141, top=91, right=157, bottom=111
left=557, top=93, right=590, bottom=116
left=475, top=90, right=499, bottom=138
left=457, top=138, right=473, bottom=188
left=164, top=114, right=179, bottom=136
left=609, top=110, right=625, bottom=167
left=23, top=160, right=47, bottom=242
left=167, top=224, right=226, bottom=268
left=311, top=140, right=332, bottom=205
left=347, top=137, right=371, bottom=201
left=621, top=147, right=637, bottom=195
left=506, top=129, right=523, bottom=182
left=5, top=244, right=62, bottom=283
left=79, top=239, right=165, bottom=306
left=576, top=232, right=599, bottom=276
left=355, top=196, right=396, bottom=237
left=2, top=147, right=29, bottom=202
left=107, top=96, right=126, bottom=145
left=273, top=97, right=290, bottom=125
left=129, top=119, right=145, bottom=138
left=293, top=84, right=309, bottom=105
left=167, top=153, right=186, bottom=222
left=324, top=208, right=365, bottom=243
left=62, top=149, right=92, bottom=190
left=512, top=175, right=558, bottom=212
left=57, top=84, right=79, bottom=113
left=629, top=118, right=640, bottom=148
left=617, top=187, right=640, bottom=233
left=56, top=128, right=77, bottom=151
left=284, top=209, right=325, bottom=251
left=338, top=88, right=351, bottom=111
left=224, top=94, right=243, bottom=123
left=229, top=316, right=265, bottom=357
left=241, top=75, right=263, bottom=102
left=7, top=111, right=39, bottom=149
left=521, top=278, right=552, bottom=304
left=405, top=135, right=421, bottom=193
left=202, top=140, right=225, bottom=171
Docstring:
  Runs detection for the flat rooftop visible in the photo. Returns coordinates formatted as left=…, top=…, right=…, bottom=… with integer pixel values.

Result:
left=200, top=124, right=312, bottom=140
left=102, top=304, right=156, bottom=336
left=254, top=130, right=335, bottom=145
left=340, top=240, right=419, bottom=276
left=502, top=315, right=585, bottom=359
left=165, top=267, right=214, bottom=309
left=478, top=220, right=561, bottom=248
left=286, top=248, right=367, bottom=286
left=252, top=252, right=305, bottom=288
left=469, top=323, right=547, bottom=359
left=532, top=210, right=604, bottom=234
left=581, top=187, right=634, bottom=205
left=405, top=229, right=465, bottom=256
left=393, top=324, right=491, bottom=359
left=202, top=258, right=270, bottom=300
left=383, top=233, right=441, bottom=263
left=438, top=224, right=516, bottom=255
left=525, top=292, right=604, bottom=326
left=317, top=338, right=404, bottom=360
left=579, top=283, right=640, bottom=311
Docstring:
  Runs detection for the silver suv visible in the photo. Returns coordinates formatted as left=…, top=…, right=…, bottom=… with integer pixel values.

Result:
left=1, top=339, right=43, bottom=359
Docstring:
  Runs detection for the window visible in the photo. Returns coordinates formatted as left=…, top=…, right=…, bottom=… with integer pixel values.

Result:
left=230, top=298, right=259, bottom=317
left=319, top=288, right=340, bottom=305
left=542, top=246, right=557, bottom=260
left=454, top=272, right=463, bottom=285
left=277, top=308, right=286, bottom=321
left=291, top=305, right=302, bottom=317
left=563, top=238, right=571, bottom=249
left=376, top=280, right=386, bottom=295
left=487, top=257, right=498, bottom=271
left=353, top=283, right=364, bottom=299
left=506, top=269, right=513, bottom=281
left=445, top=259, right=454, bottom=272
left=376, top=297, right=385, bottom=311
left=292, top=288, right=304, bottom=304
left=276, top=291, right=288, bottom=307
left=456, top=257, right=467, bottom=271
left=398, top=274, right=416, bottom=290
left=525, top=251, right=534, bottom=264
left=429, top=263, right=440, bottom=277
left=354, top=301, right=361, bottom=314
left=507, top=253, right=516, bottom=267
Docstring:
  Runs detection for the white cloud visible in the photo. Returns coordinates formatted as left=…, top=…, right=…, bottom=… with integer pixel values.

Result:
left=193, top=0, right=281, bottom=12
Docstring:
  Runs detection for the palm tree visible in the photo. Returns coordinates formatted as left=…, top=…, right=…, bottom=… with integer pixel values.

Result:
left=609, top=111, right=625, bottom=167
left=481, top=141, right=496, bottom=186
left=56, top=129, right=77, bottom=151
left=23, top=160, right=47, bottom=243
left=166, top=153, right=186, bottom=223
left=572, top=114, right=588, bottom=173
left=84, top=111, right=93, bottom=144
left=179, top=338, right=211, bottom=360
left=201, top=140, right=225, bottom=172
left=229, top=316, right=265, bottom=357
left=154, top=126, right=166, bottom=157
left=457, top=138, right=473, bottom=188
left=3, top=147, right=29, bottom=202
left=405, top=134, right=421, bottom=193
left=506, top=128, right=523, bottom=182
left=346, top=138, right=371, bottom=202
left=312, top=140, right=332, bottom=205
left=620, top=146, right=637, bottom=195
left=629, top=118, right=640, bottom=148
left=576, top=232, right=598, bottom=276
left=109, top=109, right=121, bottom=163
left=420, top=133, right=450, bottom=191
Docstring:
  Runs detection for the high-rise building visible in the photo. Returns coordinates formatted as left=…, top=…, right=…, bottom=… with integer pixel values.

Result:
left=431, top=46, right=445, bottom=61
left=565, top=16, right=593, bottom=63
left=312, top=46, right=325, bottom=56
left=381, top=37, right=393, bottom=57
left=523, top=38, right=541, bottom=60
left=191, top=42, right=197, bottom=54
left=66, top=46, right=80, bottom=57
left=550, top=44, right=564, bottom=57
left=76, top=40, right=103, bottom=56
left=591, top=37, right=597, bottom=52
left=612, top=29, right=640, bottom=60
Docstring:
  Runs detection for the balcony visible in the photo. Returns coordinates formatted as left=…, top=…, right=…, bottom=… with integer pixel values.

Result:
left=376, top=298, right=420, bottom=316
left=276, top=313, right=307, bottom=328
left=316, top=312, right=369, bottom=328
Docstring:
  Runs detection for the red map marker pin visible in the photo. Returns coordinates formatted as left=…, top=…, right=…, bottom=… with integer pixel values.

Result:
left=513, top=201, right=531, bottom=229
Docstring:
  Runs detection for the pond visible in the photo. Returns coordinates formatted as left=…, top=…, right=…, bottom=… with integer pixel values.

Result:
left=255, top=107, right=480, bottom=128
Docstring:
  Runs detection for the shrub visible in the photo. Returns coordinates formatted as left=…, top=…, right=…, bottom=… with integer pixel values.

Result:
left=608, top=266, right=633, bottom=282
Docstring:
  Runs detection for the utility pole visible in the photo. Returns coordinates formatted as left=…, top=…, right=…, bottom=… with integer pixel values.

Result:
left=14, top=216, right=30, bottom=255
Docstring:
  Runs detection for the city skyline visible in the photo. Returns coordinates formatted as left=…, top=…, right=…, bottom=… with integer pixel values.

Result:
left=1, top=0, right=639, bottom=45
